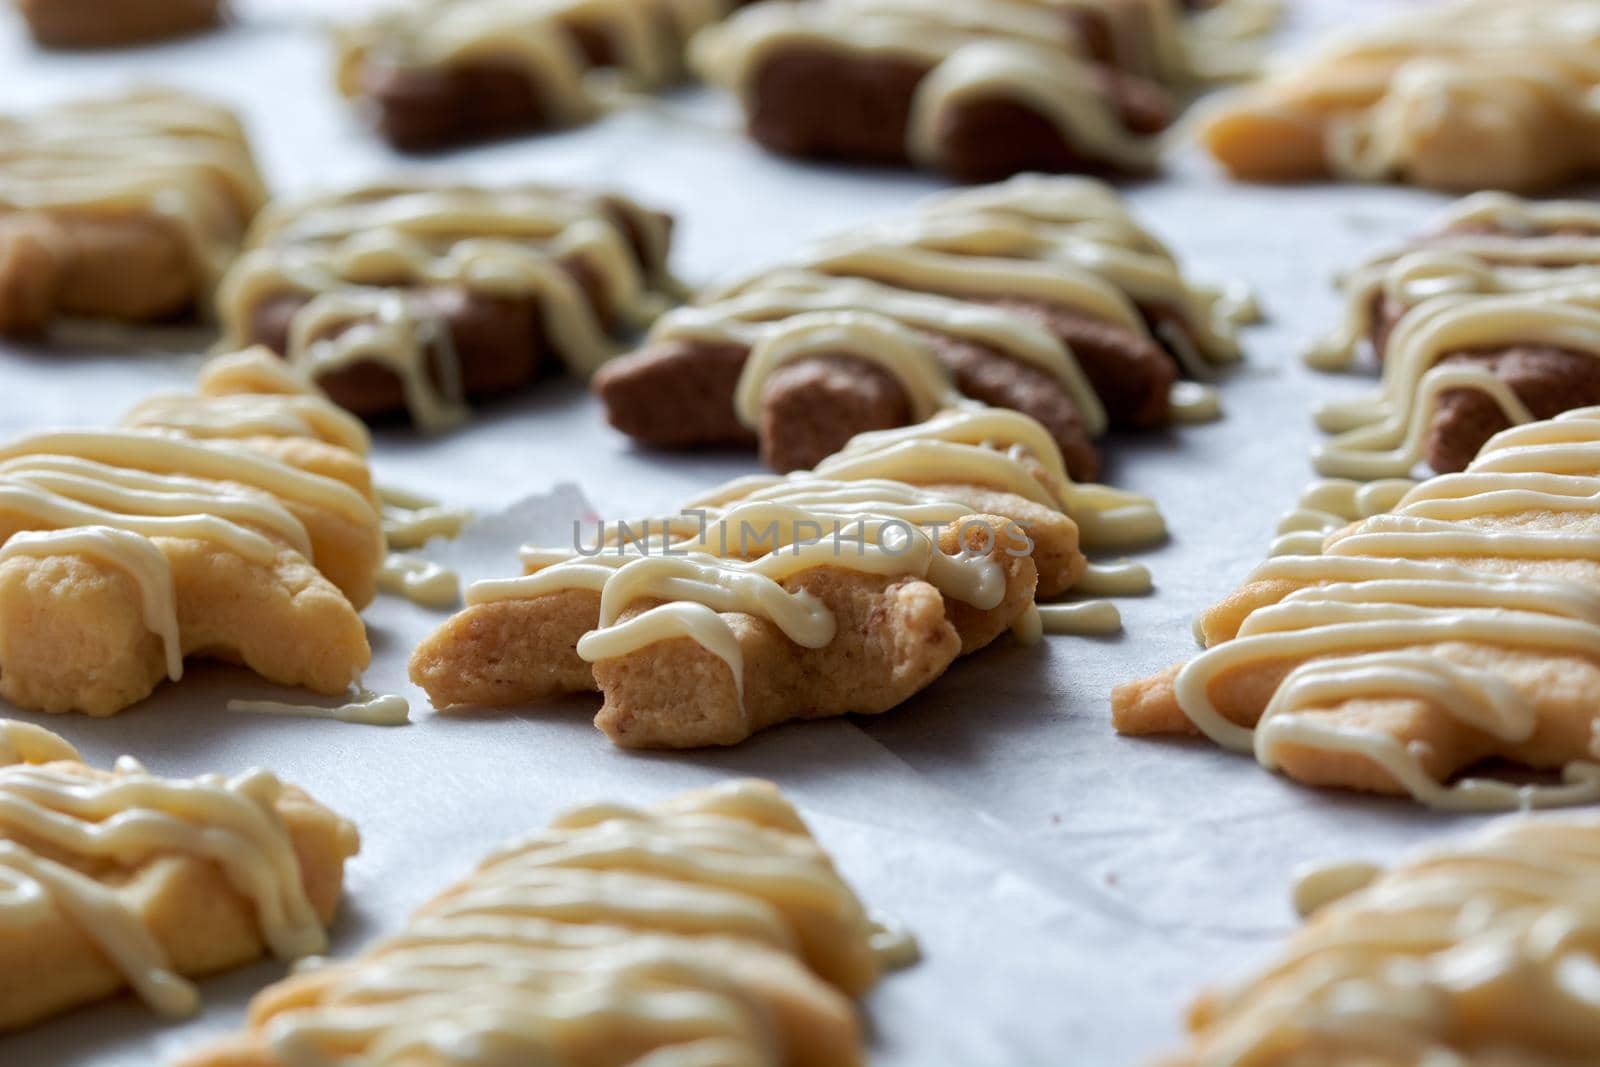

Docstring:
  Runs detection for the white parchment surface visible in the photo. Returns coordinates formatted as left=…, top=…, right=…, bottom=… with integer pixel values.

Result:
left=0, top=3, right=1537, bottom=1065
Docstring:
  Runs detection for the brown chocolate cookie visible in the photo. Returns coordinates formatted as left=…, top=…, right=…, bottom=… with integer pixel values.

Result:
left=1313, top=193, right=1600, bottom=481
left=693, top=0, right=1238, bottom=182
left=1429, top=346, right=1600, bottom=472
left=596, top=175, right=1250, bottom=482
left=336, top=0, right=752, bottom=151
left=218, top=183, right=677, bottom=429
left=17, top=0, right=221, bottom=48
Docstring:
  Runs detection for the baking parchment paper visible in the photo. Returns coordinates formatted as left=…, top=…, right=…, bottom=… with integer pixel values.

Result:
left=0, top=2, right=1548, bottom=1064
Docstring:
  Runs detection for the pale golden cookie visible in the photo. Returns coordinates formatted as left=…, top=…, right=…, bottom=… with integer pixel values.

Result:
left=1114, top=407, right=1600, bottom=809
left=0, top=88, right=264, bottom=333
left=0, top=349, right=383, bottom=716
left=409, top=587, right=604, bottom=708
left=138, top=348, right=387, bottom=608
left=590, top=515, right=1037, bottom=748
left=1157, top=815, right=1600, bottom=1066
left=181, top=779, right=903, bottom=1067
left=1201, top=0, right=1600, bottom=192
left=417, top=509, right=1036, bottom=748
left=0, top=720, right=359, bottom=1032
left=409, top=468, right=1086, bottom=713
left=410, top=407, right=1128, bottom=747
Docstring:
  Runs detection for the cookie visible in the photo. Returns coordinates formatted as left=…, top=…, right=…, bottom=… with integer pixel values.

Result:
left=413, top=405, right=1167, bottom=745
left=0, top=719, right=358, bottom=1031
left=1306, top=194, right=1600, bottom=479
left=15, top=0, right=222, bottom=48
left=1201, top=0, right=1600, bottom=192
left=1315, top=193, right=1600, bottom=372
left=691, top=0, right=1264, bottom=180
left=596, top=175, right=1253, bottom=483
left=0, top=348, right=384, bottom=716
left=217, top=182, right=677, bottom=430
left=419, top=497, right=1039, bottom=748
left=0, top=88, right=265, bottom=334
left=1114, top=407, right=1600, bottom=810
left=1158, top=815, right=1600, bottom=1066
left=334, top=0, right=754, bottom=151
left=181, top=779, right=903, bottom=1067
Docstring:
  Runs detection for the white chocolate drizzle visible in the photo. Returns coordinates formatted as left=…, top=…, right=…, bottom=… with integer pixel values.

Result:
left=1037, top=600, right=1122, bottom=636
left=727, top=309, right=960, bottom=431
left=1012, top=602, right=1044, bottom=644
left=1288, top=858, right=1381, bottom=918
left=1168, top=381, right=1222, bottom=424
left=0, top=721, right=79, bottom=766
left=1272, top=477, right=1418, bottom=555
left=0, top=725, right=333, bottom=1017
left=228, top=689, right=411, bottom=727
left=867, top=913, right=922, bottom=970
left=0, top=429, right=377, bottom=531
left=377, top=552, right=462, bottom=610
left=129, top=350, right=375, bottom=458
left=1076, top=559, right=1153, bottom=597
left=378, top=483, right=472, bottom=550
left=374, top=481, right=470, bottom=610
left=803, top=408, right=1166, bottom=549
